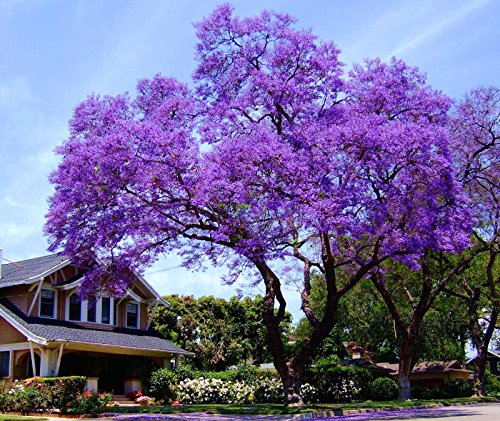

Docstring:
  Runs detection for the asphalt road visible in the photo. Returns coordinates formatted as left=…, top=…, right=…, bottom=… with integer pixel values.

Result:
left=54, top=403, right=500, bottom=420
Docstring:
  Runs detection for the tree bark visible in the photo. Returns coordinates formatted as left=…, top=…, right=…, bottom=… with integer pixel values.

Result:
left=474, top=346, right=488, bottom=396
left=397, top=339, right=415, bottom=400
left=282, top=365, right=304, bottom=407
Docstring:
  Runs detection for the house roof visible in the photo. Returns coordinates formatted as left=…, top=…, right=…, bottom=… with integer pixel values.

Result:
left=0, top=298, right=192, bottom=356
left=0, top=254, right=69, bottom=287
left=343, top=357, right=394, bottom=372
left=0, top=253, right=169, bottom=307
left=467, top=349, right=500, bottom=364
left=376, top=360, right=473, bottom=375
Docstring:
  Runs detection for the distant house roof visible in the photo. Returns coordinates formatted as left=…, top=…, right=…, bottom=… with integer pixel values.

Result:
left=0, top=254, right=69, bottom=288
left=343, top=357, right=394, bottom=372
left=376, top=360, right=473, bottom=375
left=467, top=350, right=500, bottom=364
left=0, top=298, right=192, bottom=356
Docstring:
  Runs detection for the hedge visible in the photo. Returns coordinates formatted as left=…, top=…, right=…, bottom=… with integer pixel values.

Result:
left=0, top=376, right=109, bottom=414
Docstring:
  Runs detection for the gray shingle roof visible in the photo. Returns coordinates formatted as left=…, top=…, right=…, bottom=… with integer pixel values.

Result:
left=0, top=299, right=191, bottom=356
left=0, top=254, right=69, bottom=287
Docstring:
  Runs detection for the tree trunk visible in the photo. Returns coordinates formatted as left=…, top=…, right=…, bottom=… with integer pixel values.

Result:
left=282, top=367, right=304, bottom=407
left=474, top=346, right=488, bottom=396
left=397, top=342, right=414, bottom=400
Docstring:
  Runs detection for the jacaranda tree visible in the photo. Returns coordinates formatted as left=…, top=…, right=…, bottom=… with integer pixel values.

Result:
left=45, top=5, right=472, bottom=405
left=445, top=86, right=500, bottom=396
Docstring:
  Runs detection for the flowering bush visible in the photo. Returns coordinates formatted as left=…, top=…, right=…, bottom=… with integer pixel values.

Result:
left=149, top=367, right=379, bottom=404
left=68, top=390, right=112, bottom=414
left=126, top=390, right=142, bottom=399
left=135, top=395, right=152, bottom=405
left=177, top=377, right=254, bottom=404
left=304, top=367, right=376, bottom=403
left=0, top=376, right=87, bottom=414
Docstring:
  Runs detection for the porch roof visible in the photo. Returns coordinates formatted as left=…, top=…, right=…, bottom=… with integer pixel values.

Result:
left=0, top=299, right=193, bottom=356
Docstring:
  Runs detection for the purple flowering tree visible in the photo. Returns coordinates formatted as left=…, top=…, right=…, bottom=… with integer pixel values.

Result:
left=45, top=5, right=472, bottom=405
left=444, top=86, right=500, bottom=396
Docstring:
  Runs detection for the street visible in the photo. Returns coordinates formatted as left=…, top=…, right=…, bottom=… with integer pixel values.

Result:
left=72, top=403, right=500, bottom=420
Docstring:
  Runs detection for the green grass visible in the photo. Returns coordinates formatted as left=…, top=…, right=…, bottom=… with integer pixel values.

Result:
left=105, top=396, right=498, bottom=415
left=0, top=416, right=48, bottom=421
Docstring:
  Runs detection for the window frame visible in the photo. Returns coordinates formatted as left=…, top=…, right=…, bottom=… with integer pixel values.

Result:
left=0, top=351, right=11, bottom=378
left=101, top=297, right=111, bottom=325
left=65, top=293, right=114, bottom=325
left=39, top=288, right=57, bottom=319
left=68, top=293, right=82, bottom=321
left=126, top=301, right=140, bottom=329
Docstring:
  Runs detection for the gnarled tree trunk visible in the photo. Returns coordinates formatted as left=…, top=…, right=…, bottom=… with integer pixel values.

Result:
left=397, top=339, right=415, bottom=400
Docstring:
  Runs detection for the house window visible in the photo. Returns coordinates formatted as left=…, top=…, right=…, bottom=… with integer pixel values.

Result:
left=69, top=294, right=81, bottom=321
left=40, top=289, right=55, bottom=318
left=0, top=351, right=10, bottom=377
left=113, top=300, right=118, bottom=326
left=87, top=302, right=96, bottom=322
left=126, top=302, right=138, bottom=328
left=101, top=297, right=111, bottom=324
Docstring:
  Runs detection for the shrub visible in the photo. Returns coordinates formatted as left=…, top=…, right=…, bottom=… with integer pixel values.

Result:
left=177, top=377, right=253, bottom=404
left=485, top=371, right=500, bottom=397
left=412, top=379, right=473, bottom=399
left=0, top=376, right=86, bottom=414
left=304, top=366, right=377, bottom=402
left=368, top=377, right=398, bottom=401
left=149, top=368, right=179, bottom=402
left=232, top=364, right=259, bottom=382
left=68, top=390, right=112, bottom=414
left=252, top=375, right=283, bottom=403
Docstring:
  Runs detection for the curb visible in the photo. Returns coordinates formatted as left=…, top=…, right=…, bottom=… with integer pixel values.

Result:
left=289, top=401, right=495, bottom=420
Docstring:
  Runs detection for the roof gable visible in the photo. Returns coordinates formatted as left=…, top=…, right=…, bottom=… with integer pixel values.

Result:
left=1, top=253, right=168, bottom=306
left=0, top=254, right=69, bottom=287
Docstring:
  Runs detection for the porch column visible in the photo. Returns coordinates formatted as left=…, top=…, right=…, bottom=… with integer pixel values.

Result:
left=39, top=349, right=53, bottom=377
left=174, top=354, right=182, bottom=369
left=163, top=357, right=172, bottom=370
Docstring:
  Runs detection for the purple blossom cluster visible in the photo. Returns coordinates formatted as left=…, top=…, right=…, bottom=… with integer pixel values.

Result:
left=45, top=5, right=475, bottom=299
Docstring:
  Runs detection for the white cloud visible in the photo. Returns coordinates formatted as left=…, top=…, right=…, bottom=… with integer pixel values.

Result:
left=0, top=222, right=37, bottom=242
left=2, top=196, right=19, bottom=208
left=389, top=0, right=491, bottom=57
left=0, top=76, right=37, bottom=108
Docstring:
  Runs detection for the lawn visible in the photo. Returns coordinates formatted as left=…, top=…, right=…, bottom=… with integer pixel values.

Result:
left=105, top=396, right=498, bottom=416
left=0, top=416, right=47, bottom=421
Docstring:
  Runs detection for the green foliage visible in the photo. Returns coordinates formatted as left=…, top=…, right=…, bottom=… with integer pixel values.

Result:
left=485, top=371, right=500, bottom=397
left=294, top=267, right=470, bottom=367
left=232, top=364, right=259, bottom=383
left=368, top=377, right=398, bottom=401
left=0, top=376, right=87, bottom=414
left=149, top=369, right=179, bottom=402
left=304, top=366, right=378, bottom=403
left=411, top=380, right=473, bottom=399
left=153, top=294, right=292, bottom=371
left=67, top=390, right=112, bottom=414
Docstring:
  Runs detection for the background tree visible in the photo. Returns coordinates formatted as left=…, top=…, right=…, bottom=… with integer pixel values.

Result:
left=443, top=86, right=500, bottom=395
left=45, top=5, right=472, bottom=405
left=370, top=254, right=477, bottom=399
left=152, top=294, right=290, bottom=370
left=294, top=275, right=468, bottom=366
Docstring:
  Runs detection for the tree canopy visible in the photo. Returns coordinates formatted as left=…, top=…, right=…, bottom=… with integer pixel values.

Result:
left=45, top=4, right=475, bottom=405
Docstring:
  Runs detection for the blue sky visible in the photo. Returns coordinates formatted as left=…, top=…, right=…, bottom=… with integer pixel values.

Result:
left=1, top=0, right=499, bottom=322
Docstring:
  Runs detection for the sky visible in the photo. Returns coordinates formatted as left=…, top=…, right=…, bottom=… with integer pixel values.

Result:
left=0, top=0, right=499, bottom=323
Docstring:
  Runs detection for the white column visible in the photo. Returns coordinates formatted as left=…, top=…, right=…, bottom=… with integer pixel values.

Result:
left=174, top=354, right=182, bottom=369
left=39, top=349, right=52, bottom=377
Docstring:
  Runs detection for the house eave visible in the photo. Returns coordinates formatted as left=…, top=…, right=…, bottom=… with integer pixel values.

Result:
left=0, top=307, right=48, bottom=346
